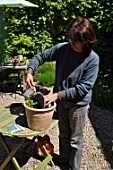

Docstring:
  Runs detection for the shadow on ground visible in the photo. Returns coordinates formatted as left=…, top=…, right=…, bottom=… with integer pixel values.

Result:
left=89, top=103, right=113, bottom=168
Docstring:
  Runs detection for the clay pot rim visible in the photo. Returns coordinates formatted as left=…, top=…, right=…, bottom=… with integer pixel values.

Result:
left=24, top=101, right=56, bottom=112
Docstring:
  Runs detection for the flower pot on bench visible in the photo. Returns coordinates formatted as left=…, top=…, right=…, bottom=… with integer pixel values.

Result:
left=24, top=102, right=56, bottom=131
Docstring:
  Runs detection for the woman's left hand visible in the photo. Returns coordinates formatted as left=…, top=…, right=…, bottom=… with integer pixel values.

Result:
left=44, top=93, right=58, bottom=104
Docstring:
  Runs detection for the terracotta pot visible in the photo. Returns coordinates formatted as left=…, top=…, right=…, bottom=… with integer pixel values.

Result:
left=24, top=102, right=56, bottom=131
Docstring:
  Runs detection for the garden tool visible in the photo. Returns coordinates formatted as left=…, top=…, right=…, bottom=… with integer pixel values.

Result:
left=23, top=85, right=36, bottom=98
left=23, top=85, right=50, bottom=98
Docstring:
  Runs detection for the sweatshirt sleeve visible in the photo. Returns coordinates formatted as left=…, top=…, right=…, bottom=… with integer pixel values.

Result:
left=27, top=42, right=68, bottom=73
left=27, top=46, right=57, bottom=73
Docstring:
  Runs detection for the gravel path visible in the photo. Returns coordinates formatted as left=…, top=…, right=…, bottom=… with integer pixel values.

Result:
left=0, top=92, right=113, bottom=170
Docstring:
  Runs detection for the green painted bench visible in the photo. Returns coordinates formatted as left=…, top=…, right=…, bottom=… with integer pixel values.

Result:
left=0, top=105, right=58, bottom=170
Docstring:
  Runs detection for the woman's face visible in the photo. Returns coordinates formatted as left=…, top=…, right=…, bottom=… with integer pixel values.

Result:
left=69, top=39, right=84, bottom=52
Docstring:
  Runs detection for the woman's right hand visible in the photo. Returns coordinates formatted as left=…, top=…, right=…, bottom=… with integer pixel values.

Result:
left=26, top=73, right=35, bottom=88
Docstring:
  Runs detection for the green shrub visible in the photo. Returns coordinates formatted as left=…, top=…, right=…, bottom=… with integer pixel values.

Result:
left=92, top=73, right=113, bottom=110
left=35, top=62, right=55, bottom=87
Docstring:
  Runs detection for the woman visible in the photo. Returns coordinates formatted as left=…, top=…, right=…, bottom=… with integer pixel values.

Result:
left=26, top=18, right=99, bottom=170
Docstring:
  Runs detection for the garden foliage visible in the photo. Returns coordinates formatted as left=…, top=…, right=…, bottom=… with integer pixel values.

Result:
left=1, top=0, right=113, bottom=109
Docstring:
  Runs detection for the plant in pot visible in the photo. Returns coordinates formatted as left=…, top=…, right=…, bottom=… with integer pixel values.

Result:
left=24, top=88, right=56, bottom=131
left=19, top=56, right=27, bottom=66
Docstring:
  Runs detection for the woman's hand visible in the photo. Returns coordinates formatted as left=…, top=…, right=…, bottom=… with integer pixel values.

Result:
left=44, top=93, right=59, bottom=104
left=26, top=73, right=35, bottom=88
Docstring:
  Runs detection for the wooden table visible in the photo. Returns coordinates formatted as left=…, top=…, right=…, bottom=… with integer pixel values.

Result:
left=0, top=104, right=58, bottom=170
left=0, top=65, right=27, bottom=91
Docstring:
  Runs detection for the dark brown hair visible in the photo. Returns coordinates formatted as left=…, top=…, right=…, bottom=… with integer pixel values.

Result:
left=66, top=18, right=97, bottom=57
